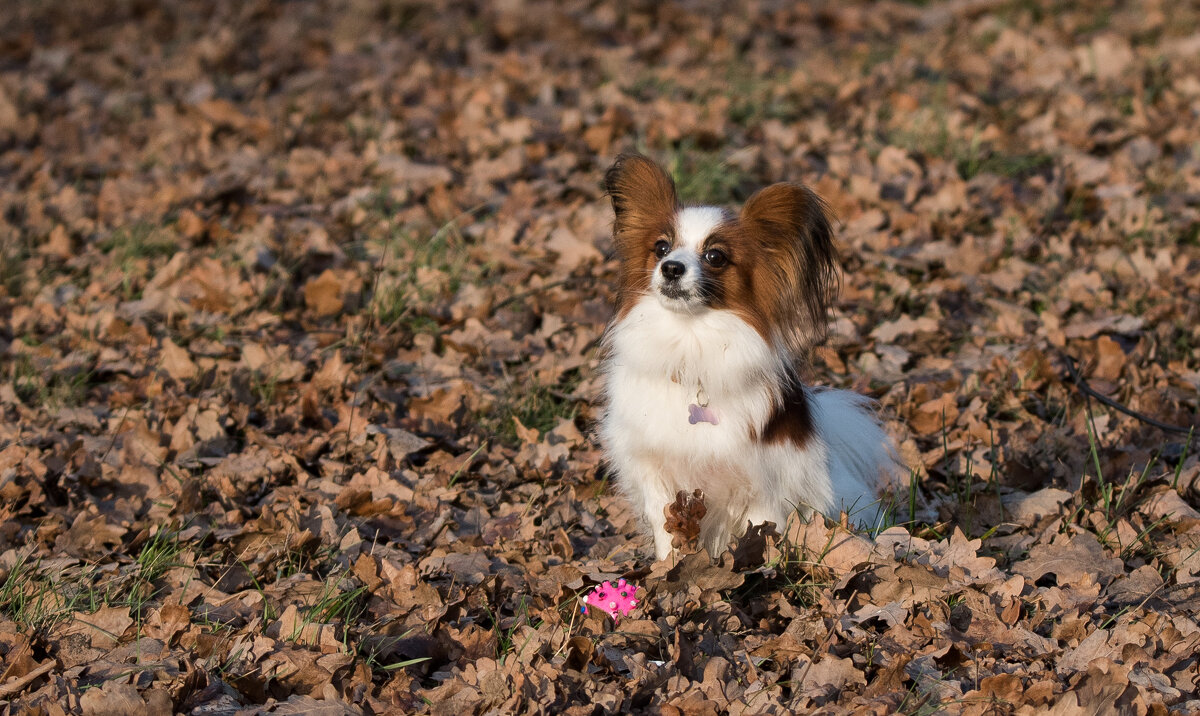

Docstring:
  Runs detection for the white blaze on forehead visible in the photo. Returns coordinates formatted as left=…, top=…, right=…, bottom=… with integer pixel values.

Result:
left=676, top=206, right=726, bottom=250
left=653, top=205, right=727, bottom=306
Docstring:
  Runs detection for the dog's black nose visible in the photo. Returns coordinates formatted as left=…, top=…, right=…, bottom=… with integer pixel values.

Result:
left=661, top=260, right=685, bottom=281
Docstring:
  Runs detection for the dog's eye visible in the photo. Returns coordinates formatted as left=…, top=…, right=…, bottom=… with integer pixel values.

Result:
left=703, top=248, right=728, bottom=268
left=653, top=239, right=671, bottom=258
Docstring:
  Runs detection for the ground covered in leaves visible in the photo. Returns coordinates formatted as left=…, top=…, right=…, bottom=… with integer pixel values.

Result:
left=2, top=0, right=1200, bottom=713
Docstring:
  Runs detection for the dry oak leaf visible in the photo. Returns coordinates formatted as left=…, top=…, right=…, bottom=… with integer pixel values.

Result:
left=193, top=98, right=271, bottom=138
left=144, top=603, right=191, bottom=645
left=908, top=392, right=959, bottom=436
left=783, top=515, right=875, bottom=576
left=844, top=562, right=948, bottom=609
left=870, top=315, right=939, bottom=343
left=268, top=604, right=340, bottom=650
left=975, top=673, right=1024, bottom=706
left=0, top=661, right=55, bottom=701
left=1049, top=661, right=1142, bottom=716
left=419, top=550, right=519, bottom=586
left=79, top=679, right=169, bottom=716
left=925, top=528, right=1001, bottom=582
left=0, top=626, right=36, bottom=684
left=311, top=349, right=350, bottom=392
left=374, top=154, right=452, bottom=194
left=1159, top=532, right=1200, bottom=585
left=1063, top=314, right=1144, bottom=340
left=845, top=601, right=909, bottom=629
left=175, top=208, right=206, bottom=239
left=240, top=342, right=306, bottom=381
left=261, top=647, right=354, bottom=698
left=532, top=564, right=584, bottom=600
left=1013, top=532, right=1124, bottom=587
left=41, top=224, right=73, bottom=259
left=1055, top=627, right=1143, bottom=677
left=731, top=521, right=779, bottom=572
left=1074, top=34, right=1134, bottom=80
left=365, top=425, right=430, bottom=462
left=792, top=654, right=867, bottom=705
left=177, top=257, right=256, bottom=314
left=407, top=379, right=478, bottom=432
left=663, top=550, right=744, bottom=594
left=511, top=415, right=539, bottom=444
left=66, top=605, right=134, bottom=649
left=159, top=338, right=197, bottom=381
left=1093, top=335, right=1126, bottom=381
left=265, top=695, right=363, bottom=715
left=1104, top=564, right=1165, bottom=606
left=545, top=226, right=603, bottom=269
left=56, top=513, right=127, bottom=558
left=1002, top=487, right=1074, bottom=526
left=1142, top=489, right=1200, bottom=523
left=874, top=526, right=1000, bottom=583
left=661, top=689, right=720, bottom=716
left=304, top=269, right=346, bottom=317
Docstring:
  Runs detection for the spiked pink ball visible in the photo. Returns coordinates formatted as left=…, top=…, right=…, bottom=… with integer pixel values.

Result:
left=580, top=579, right=640, bottom=623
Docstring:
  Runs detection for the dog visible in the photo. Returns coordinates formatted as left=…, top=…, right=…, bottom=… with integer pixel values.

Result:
left=598, top=154, right=901, bottom=560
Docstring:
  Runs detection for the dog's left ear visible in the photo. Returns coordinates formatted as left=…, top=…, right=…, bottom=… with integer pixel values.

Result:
left=741, top=183, right=839, bottom=352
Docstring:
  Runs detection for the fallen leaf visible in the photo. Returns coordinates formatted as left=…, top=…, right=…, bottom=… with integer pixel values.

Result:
left=663, top=550, right=744, bottom=594
left=1014, top=532, right=1124, bottom=587
left=1003, top=488, right=1074, bottom=525
left=871, top=315, right=939, bottom=343
left=160, top=338, right=197, bottom=381
left=66, top=606, right=134, bottom=649
left=79, top=680, right=155, bottom=716
left=304, top=269, right=346, bottom=317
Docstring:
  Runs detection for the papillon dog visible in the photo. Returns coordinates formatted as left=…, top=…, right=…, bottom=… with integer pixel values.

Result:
left=598, top=154, right=901, bottom=560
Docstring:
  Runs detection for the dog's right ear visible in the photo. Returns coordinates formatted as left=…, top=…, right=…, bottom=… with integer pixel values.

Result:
left=604, top=154, right=678, bottom=235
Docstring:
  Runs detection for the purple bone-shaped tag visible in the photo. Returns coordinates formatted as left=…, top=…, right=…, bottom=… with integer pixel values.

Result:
left=688, top=403, right=719, bottom=425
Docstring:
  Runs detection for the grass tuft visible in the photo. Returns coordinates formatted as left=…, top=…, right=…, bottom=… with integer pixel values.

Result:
left=100, top=223, right=177, bottom=264
left=486, top=376, right=582, bottom=445
left=664, top=143, right=749, bottom=205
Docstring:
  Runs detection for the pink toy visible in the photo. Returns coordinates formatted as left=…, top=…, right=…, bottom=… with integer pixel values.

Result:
left=580, top=579, right=640, bottom=623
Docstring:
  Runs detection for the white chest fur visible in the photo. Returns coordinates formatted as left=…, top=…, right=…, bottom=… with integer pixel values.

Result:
left=601, top=298, right=778, bottom=460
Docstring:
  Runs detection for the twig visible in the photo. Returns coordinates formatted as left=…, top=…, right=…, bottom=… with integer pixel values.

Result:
left=0, top=661, right=56, bottom=699
left=1059, top=350, right=1197, bottom=436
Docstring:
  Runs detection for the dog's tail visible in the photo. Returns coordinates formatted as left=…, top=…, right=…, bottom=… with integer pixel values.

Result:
left=811, top=388, right=905, bottom=531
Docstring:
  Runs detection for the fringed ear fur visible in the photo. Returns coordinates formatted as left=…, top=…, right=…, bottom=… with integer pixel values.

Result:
left=739, top=182, right=839, bottom=355
left=604, top=153, right=678, bottom=248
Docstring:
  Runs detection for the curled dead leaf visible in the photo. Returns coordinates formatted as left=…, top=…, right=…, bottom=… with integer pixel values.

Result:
left=665, top=489, right=707, bottom=552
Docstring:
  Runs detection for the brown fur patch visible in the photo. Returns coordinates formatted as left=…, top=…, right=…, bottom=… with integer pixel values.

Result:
left=604, top=154, right=679, bottom=317
left=759, top=378, right=815, bottom=448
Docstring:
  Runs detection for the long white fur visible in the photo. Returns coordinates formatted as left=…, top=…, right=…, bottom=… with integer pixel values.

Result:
left=601, top=206, right=896, bottom=560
